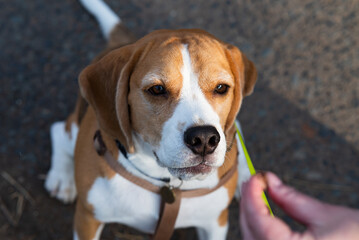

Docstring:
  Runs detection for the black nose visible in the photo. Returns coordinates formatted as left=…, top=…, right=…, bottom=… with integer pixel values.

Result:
left=184, top=125, right=220, bottom=156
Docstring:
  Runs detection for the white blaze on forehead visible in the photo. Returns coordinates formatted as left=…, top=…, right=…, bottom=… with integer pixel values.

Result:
left=180, top=45, right=198, bottom=99
left=179, top=45, right=220, bottom=124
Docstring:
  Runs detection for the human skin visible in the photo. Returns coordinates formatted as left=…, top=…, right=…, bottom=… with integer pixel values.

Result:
left=240, top=172, right=359, bottom=240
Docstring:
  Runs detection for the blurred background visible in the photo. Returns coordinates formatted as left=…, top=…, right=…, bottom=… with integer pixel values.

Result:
left=1, top=0, right=358, bottom=239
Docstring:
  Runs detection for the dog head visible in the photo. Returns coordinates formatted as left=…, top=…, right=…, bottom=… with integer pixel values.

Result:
left=79, top=29, right=257, bottom=180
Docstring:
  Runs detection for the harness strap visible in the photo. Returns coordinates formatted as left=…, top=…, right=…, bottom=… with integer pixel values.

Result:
left=94, top=131, right=161, bottom=193
left=93, top=130, right=238, bottom=239
left=153, top=188, right=182, bottom=240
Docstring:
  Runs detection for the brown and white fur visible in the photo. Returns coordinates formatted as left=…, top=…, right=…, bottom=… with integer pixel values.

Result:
left=45, top=0, right=256, bottom=239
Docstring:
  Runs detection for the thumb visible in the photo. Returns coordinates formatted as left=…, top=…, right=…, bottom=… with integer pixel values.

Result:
left=266, top=172, right=328, bottom=226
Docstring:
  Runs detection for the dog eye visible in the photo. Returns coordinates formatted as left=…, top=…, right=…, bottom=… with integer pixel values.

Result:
left=148, top=85, right=167, bottom=96
left=214, top=84, right=229, bottom=95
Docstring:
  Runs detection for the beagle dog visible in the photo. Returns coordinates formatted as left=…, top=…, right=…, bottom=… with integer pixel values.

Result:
left=45, top=0, right=256, bottom=239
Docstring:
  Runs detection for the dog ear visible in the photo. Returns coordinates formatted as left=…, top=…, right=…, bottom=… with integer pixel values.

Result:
left=79, top=45, right=136, bottom=153
left=224, top=45, right=257, bottom=137
left=240, top=52, right=257, bottom=97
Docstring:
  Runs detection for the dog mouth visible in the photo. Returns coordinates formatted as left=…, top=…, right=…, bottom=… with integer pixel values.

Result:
left=169, top=162, right=213, bottom=175
left=168, top=163, right=214, bottom=180
left=153, top=151, right=215, bottom=178
left=167, top=163, right=215, bottom=180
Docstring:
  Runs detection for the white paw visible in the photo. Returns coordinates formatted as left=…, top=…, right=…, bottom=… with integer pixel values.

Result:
left=45, top=121, right=78, bottom=203
left=45, top=168, right=77, bottom=204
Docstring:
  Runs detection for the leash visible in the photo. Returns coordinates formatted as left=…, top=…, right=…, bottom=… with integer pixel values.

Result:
left=234, top=123, right=274, bottom=216
left=93, top=130, right=238, bottom=240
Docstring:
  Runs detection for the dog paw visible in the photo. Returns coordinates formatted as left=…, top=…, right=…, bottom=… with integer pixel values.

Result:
left=45, top=169, right=77, bottom=204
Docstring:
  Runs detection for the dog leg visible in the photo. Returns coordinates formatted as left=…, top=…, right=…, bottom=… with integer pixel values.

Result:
left=74, top=202, right=104, bottom=240
left=45, top=121, right=78, bottom=203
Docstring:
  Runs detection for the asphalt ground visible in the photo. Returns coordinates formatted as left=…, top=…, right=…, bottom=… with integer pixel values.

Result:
left=1, top=0, right=358, bottom=239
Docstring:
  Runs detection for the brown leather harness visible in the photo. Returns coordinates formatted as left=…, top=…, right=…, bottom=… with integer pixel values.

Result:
left=93, top=130, right=238, bottom=240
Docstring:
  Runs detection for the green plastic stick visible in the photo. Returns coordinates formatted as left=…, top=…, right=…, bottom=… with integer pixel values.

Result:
left=235, top=123, right=274, bottom=216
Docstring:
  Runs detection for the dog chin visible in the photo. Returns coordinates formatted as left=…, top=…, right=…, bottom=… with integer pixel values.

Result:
left=168, top=164, right=216, bottom=180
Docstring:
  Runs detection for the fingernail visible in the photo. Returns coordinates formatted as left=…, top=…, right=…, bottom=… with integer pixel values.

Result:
left=266, top=172, right=282, bottom=188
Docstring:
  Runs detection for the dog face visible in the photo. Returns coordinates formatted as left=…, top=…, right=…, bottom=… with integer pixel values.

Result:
left=79, top=30, right=257, bottom=180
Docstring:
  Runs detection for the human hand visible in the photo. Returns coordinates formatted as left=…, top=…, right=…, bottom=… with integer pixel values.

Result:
left=240, top=172, right=359, bottom=240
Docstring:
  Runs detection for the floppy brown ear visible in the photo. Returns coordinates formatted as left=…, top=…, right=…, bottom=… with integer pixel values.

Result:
left=79, top=45, right=136, bottom=153
left=224, top=45, right=257, bottom=137
left=240, top=52, right=257, bottom=97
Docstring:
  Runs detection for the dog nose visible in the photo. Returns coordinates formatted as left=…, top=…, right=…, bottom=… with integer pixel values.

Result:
left=184, top=126, right=220, bottom=156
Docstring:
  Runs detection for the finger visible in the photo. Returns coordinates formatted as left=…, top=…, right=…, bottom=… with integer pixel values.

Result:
left=241, top=175, right=296, bottom=240
left=240, top=176, right=269, bottom=239
left=242, top=174, right=269, bottom=218
left=266, top=172, right=327, bottom=225
left=240, top=193, right=256, bottom=240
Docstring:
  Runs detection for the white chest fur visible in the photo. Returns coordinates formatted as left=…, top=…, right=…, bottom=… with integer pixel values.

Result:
left=87, top=173, right=229, bottom=234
